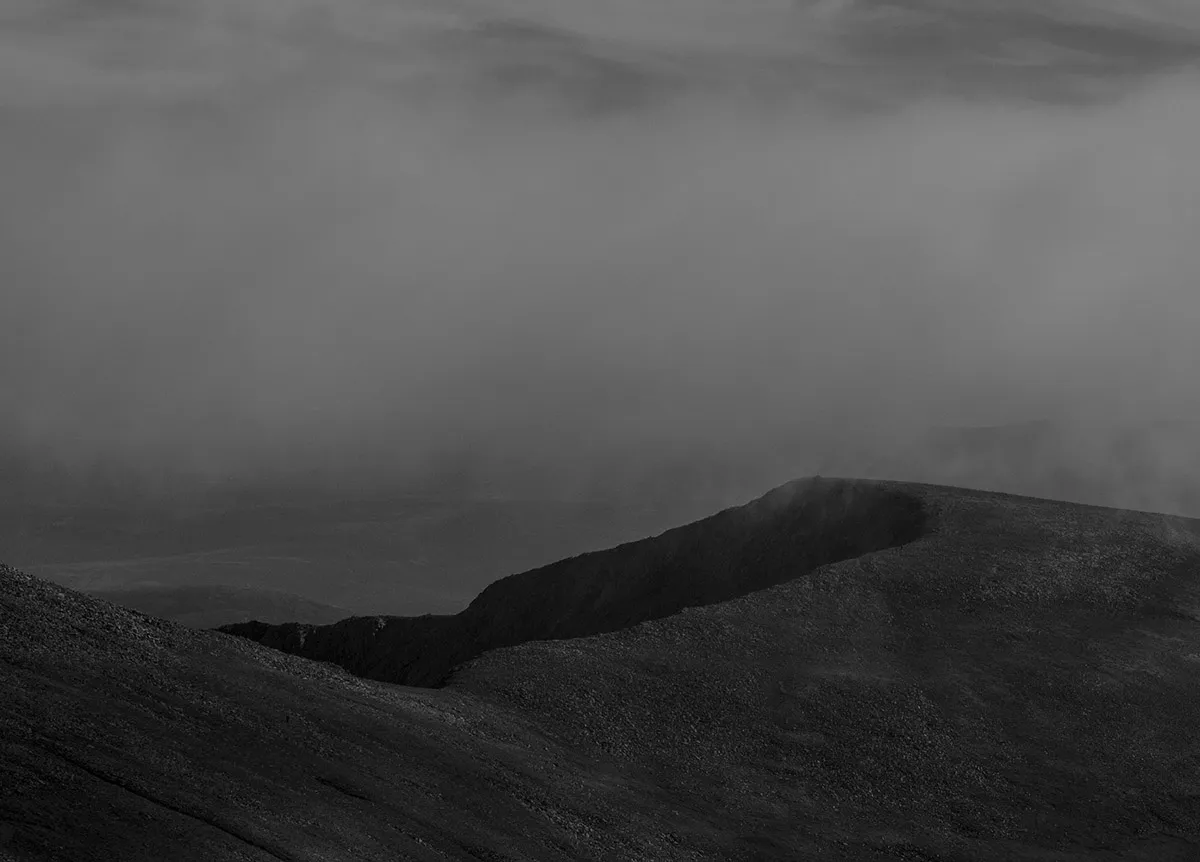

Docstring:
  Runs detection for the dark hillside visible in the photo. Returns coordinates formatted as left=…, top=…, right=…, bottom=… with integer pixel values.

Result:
left=6, top=478, right=1200, bottom=859
left=455, top=484, right=1200, bottom=859
left=222, top=478, right=925, bottom=686
left=0, top=563, right=679, bottom=862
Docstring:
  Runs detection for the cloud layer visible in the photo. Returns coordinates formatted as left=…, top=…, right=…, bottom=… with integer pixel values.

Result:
left=5, top=0, right=1200, bottom=501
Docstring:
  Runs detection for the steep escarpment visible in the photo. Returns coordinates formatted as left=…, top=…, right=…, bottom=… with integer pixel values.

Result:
left=221, top=477, right=926, bottom=686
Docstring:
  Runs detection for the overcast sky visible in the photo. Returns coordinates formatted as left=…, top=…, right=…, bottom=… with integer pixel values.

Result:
left=4, top=0, right=1200, bottom=500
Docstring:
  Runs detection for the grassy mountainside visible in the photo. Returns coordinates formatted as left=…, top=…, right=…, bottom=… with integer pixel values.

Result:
left=4, top=477, right=1200, bottom=860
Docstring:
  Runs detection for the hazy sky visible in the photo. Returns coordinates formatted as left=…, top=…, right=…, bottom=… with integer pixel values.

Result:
left=5, top=0, right=1200, bottom=499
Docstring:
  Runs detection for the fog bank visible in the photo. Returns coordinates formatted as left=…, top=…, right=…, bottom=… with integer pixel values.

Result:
left=5, top=0, right=1200, bottom=503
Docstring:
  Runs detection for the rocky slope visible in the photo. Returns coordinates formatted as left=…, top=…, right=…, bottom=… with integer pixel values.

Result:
left=5, top=477, right=1200, bottom=860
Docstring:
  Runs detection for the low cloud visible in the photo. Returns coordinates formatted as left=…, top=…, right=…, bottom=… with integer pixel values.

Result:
left=4, top=0, right=1200, bottom=502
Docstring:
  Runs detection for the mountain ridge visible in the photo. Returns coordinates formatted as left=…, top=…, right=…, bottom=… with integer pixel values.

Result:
left=220, top=477, right=926, bottom=687
left=5, top=477, right=1200, bottom=859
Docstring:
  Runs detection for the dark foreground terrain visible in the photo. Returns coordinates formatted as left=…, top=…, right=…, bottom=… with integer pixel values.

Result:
left=4, top=477, right=1200, bottom=860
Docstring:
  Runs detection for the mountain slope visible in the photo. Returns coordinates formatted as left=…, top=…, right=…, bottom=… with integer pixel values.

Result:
left=0, top=562, right=662, bottom=862
left=5, top=477, right=1200, bottom=860
left=454, top=479, right=1200, bottom=859
left=222, top=478, right=925, bottom=686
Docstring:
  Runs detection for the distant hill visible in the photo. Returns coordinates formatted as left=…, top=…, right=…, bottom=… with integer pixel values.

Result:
left=86, top=584, right=349, bottom=628
left=1, top=495, right=717, bottom=617
left=7, top=477, right=1198, bottom=859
